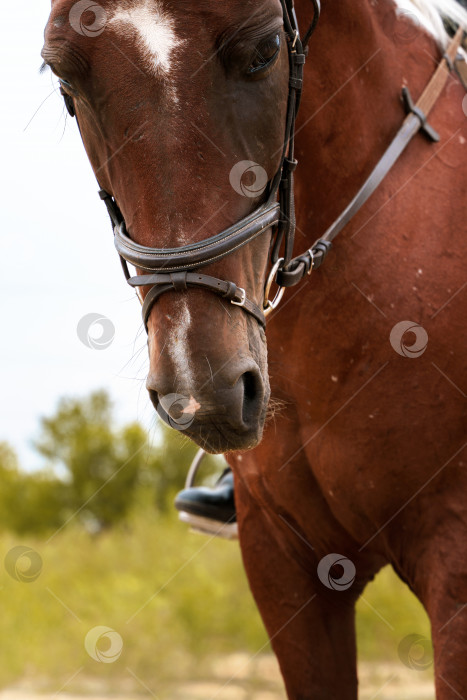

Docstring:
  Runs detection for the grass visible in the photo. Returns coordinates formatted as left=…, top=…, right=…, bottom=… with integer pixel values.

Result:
left=0, top=498, right=265, bottom=693
left=0, top=497, right=432, bottom=695
left=357, top=566, right=431, bottom=663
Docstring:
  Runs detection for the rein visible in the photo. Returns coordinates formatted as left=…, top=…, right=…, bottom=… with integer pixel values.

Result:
left=63, top=3, right=465, bottom=331
left=276, top=24, right=466, bottom=289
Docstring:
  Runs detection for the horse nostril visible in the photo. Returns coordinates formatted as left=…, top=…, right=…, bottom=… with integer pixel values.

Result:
left=241, top=370, right=263, bottom=426
left=148, top=388, right=159, bottom=411
left=147, top=365, right=265, bottom=434
left=242, top=371, right=257, bottom=402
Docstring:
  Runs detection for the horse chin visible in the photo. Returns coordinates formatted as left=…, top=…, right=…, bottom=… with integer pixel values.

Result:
left=182, top=420, right=266, bottom=454
left=155, top=395, right=269, bottom=454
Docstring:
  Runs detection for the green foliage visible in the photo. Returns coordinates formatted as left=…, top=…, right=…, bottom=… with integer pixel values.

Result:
left=0, top=506, right=432, bottom=694
left=34, top=391, right=146, bottom=529
left=0, top=442, right=18, bottom=471
left=0, top=390, right=225, bottom=535
left=356, top=565, right=431, bottom=662
left=0, top=443, right=66, bottom=535
left=0, top=505, right=267, bottom=692
left=145, top=425, right=225, bottom=512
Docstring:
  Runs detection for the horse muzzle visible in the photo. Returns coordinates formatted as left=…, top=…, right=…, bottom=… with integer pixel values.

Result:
left=146, top=361, right=268, bottom=453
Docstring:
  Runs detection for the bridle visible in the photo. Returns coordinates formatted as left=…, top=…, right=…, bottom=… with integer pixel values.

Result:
left=95, top=0, right=324, bottom=330
left=60, top=1, right=466, bottom=332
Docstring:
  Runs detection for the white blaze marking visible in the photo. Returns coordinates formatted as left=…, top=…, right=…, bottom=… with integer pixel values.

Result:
left=110, top=1, right=182, bottom=76
left=181, top=396, right=201, bottom=414
left=168, top=299, right=195, bottom=389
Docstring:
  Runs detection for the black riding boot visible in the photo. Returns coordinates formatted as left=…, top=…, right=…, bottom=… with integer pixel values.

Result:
left=174, top=468, right=238, bottom=539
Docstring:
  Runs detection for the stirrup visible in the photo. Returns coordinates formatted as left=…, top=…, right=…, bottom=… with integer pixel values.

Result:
left=177, top=449, right=239, bottom=540
left=178, top=511, right=238, bottom=540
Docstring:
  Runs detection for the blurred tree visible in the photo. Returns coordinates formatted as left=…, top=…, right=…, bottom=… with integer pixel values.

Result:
left=0, top=442, right=17, bottom=472
left=0, top=442, right=66, bottom=534
left=0, top=392, right=227, bottom=534
left=34, top=391, right=147, bottom=530
left=143, top=425, right=226, bottom=512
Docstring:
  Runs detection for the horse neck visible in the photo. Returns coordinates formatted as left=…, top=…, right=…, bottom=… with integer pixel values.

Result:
left=293, top=0, right=441, bottom=238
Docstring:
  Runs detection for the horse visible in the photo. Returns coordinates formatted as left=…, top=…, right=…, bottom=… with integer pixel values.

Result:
left=42, top=0, right=467, bottom=697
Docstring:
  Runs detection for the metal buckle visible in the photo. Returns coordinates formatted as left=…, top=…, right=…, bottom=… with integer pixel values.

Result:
left=231, top=287, right=246, bottom=307
left=291, top=29, right=299, bottom=50
left=263, top=257, right=285, bottom=317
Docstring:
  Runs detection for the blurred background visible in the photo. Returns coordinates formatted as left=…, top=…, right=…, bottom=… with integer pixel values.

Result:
left=0, top=3, right=434, bottom=699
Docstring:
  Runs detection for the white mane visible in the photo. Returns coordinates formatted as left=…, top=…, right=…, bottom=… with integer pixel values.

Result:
left=393, top=0, right=467, bottom=47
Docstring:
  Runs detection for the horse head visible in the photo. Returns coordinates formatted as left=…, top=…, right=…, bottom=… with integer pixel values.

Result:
left=42, top=0, right=292, bottom=452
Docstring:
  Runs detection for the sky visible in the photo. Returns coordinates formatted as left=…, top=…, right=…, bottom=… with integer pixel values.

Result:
left=1, top=3, right=155, bottom=470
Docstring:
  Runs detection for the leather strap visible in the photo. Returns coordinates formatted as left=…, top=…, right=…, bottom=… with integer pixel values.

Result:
left=302, top=0, right=321, bottom=48
left=455, top=50, right=467, bottom=90
left=114, top=202, right=280, bottom=272
left=277, top=27, right=466, bottom=288
left=128, top=272, right=265, bottom=328
left=270, top=21, right=306, bottom=269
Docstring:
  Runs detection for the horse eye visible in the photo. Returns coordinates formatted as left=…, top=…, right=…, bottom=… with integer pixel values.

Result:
left=248, top=33, right=281, bottom=74
left=59, top=78, right=74, bottom=93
